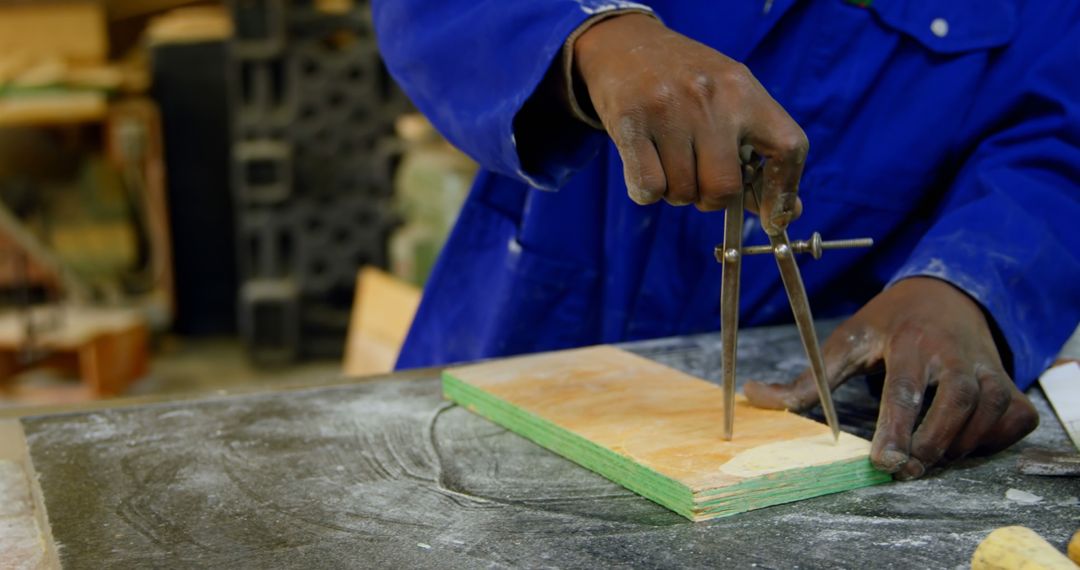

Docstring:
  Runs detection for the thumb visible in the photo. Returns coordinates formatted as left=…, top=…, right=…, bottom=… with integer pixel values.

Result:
left=744, top=324, right=876, bottom=411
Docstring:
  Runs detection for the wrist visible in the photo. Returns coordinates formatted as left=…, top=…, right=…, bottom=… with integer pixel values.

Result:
left=566, top=12, right=661, bottom=128
left=575, top=14, right=662, bottom=82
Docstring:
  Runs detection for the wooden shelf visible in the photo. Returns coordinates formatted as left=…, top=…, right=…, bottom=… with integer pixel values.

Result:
left=0, top=91, right=107, bottom=128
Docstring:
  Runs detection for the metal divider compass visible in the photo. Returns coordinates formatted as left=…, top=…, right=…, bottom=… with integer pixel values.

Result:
left=716, top=149, right=873, bottom=441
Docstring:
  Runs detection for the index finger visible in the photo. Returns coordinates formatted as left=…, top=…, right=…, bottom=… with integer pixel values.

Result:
left=743, top=99, right=808, bottom=235
left=744, top=323, right=872, bottom=411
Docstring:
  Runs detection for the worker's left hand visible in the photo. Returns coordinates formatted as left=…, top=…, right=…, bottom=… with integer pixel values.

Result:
left=743, top=277, right=1039, bottom=480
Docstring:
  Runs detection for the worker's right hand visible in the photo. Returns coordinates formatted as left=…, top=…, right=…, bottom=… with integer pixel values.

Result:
left=573, top=13, right=808, bottom=234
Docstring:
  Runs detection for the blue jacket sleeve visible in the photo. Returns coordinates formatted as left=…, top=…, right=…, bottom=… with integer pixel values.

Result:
left=372, top=0, right=652, bottom=190
left=889, top=15, right=1080, bottom=389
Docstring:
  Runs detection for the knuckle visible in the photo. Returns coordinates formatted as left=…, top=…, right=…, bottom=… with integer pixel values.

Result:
left=889, top=322, right=925, bottom=349
left=630, top=177, right=666, bottom=204
left=945, top=376, right=980, bottom=411
left=643, top=83, right=676, bottom=114
left=628, top=190, right=663, bottom=206
left=640, top=165, right=667, bottom=189
left=776, top=129, right=810, bottom=161
left=720, top=62, right=752, bottom=89
left=686, top=72, right=716, bottom=101
left=624, top=164, right=666, bottom=205
left=982, top=383, right=1012, bottom=417
left=834, top=321, right=871, bottom=347
left=1007, top=398, right=1040, bottom=436
left=886, top=376, right=923, bottom=413
left=612, top=113, right=648, bottom=146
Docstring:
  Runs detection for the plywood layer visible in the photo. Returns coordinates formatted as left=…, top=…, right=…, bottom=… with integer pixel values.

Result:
left=443, top=345, right=890, bottom=520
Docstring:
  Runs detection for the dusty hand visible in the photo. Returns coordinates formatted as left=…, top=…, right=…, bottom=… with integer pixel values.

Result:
left=573, top=14, right=807, bottom=233
left=744, top=277, right=1039, bottom=480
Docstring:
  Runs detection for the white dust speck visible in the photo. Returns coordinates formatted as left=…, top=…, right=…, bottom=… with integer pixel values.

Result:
left=889, top=537, right=930, bottom=548
left=1005, top=488, right=1042, bottom=504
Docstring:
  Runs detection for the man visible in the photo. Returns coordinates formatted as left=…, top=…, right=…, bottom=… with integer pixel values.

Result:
left=372, top=1, right=1080, bottom=480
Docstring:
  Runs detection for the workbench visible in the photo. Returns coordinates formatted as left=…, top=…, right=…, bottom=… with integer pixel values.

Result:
left=8, top=324, right=1079, bottom=568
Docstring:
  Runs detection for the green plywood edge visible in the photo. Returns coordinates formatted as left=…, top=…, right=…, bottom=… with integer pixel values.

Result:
left=694, top=469, right=892, bottom=518
left=0, top=85, right=114, bottom=98
left=695, top=458, right=891, bottom=500
left=443, top=374, right=695, bottom=518
left=442, top=371, right=890, bottom=521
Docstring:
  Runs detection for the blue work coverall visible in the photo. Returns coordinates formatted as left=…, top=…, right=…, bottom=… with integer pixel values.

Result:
left=374, top=0, right=1080, bottom=389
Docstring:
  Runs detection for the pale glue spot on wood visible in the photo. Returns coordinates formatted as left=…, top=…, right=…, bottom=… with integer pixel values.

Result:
left=718, top=433, right=871, bottom=478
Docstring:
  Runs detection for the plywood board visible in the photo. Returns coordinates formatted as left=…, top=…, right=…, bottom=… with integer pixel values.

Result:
left=443, top=345, right=890, bottom=521
left=343, top=267, right=420, bottom=376
left=0, top=2, right=107, bottom=65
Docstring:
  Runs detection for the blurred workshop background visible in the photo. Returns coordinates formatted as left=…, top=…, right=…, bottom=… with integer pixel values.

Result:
left=0, top=0, right=474, bottom=409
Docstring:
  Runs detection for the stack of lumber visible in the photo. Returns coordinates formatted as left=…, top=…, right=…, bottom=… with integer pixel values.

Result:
left=0, top=1, right=146, bottom=127
left=444, top=345, right=891, bottom=521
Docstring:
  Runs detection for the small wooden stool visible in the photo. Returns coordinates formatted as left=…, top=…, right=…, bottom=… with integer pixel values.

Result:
left=0, top=306, right=148, bottom=398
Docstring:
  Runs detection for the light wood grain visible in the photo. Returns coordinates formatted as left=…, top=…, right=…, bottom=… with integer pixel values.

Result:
left=0, top=2, right=107, bottom=66
left=343, top=267, right=420, bottom=376
left=0, top=92, right=107, bottom=128
left=0, top=420, right=60, bottom=569
left=444, top=345, right=889, bottom=520
left=972, top=526, right=1077, bottom=570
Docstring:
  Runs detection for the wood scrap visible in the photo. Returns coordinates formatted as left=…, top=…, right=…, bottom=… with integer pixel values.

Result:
left=1040, top=361, right=1080, bottom=452
left=1018, top=448, right=1080, bottom=477
left=145, top=6, right=233, bottom=45
left=0, top=420, right=60, bottom=569
left=0, top=91, right=107, bottom=128
left=971, top=526, right=1078, bottom=570
left=443, top=345, right=890, bottom=521
left=0, top=2, right=107, bottom=66
left=1069, top=530, right=1080, bottom=565
left=343, top=267, right=420, bottom=376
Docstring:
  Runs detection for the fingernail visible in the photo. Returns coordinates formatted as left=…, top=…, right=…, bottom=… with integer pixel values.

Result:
left=894, top=458, right=925, bottom=481
left=876, top=449, right=907, bottom=472
left=781, top=394, right=805, bottom=412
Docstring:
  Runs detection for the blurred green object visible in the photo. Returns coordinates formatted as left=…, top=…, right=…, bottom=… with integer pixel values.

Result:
left=46, top=156, right=137, bottom=283
left=389, top=114, right=476, bottom=287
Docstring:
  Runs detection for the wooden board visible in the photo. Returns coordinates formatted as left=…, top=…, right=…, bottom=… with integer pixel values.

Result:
left=0, top=420, right=59, bottom=569
left=0, top=2, right=107, bottom=66
left=0, top=91, right=107, bottom=128
left=343, top=267, right=420, bottom=376
left=443, top=345, right=891, bottom=521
